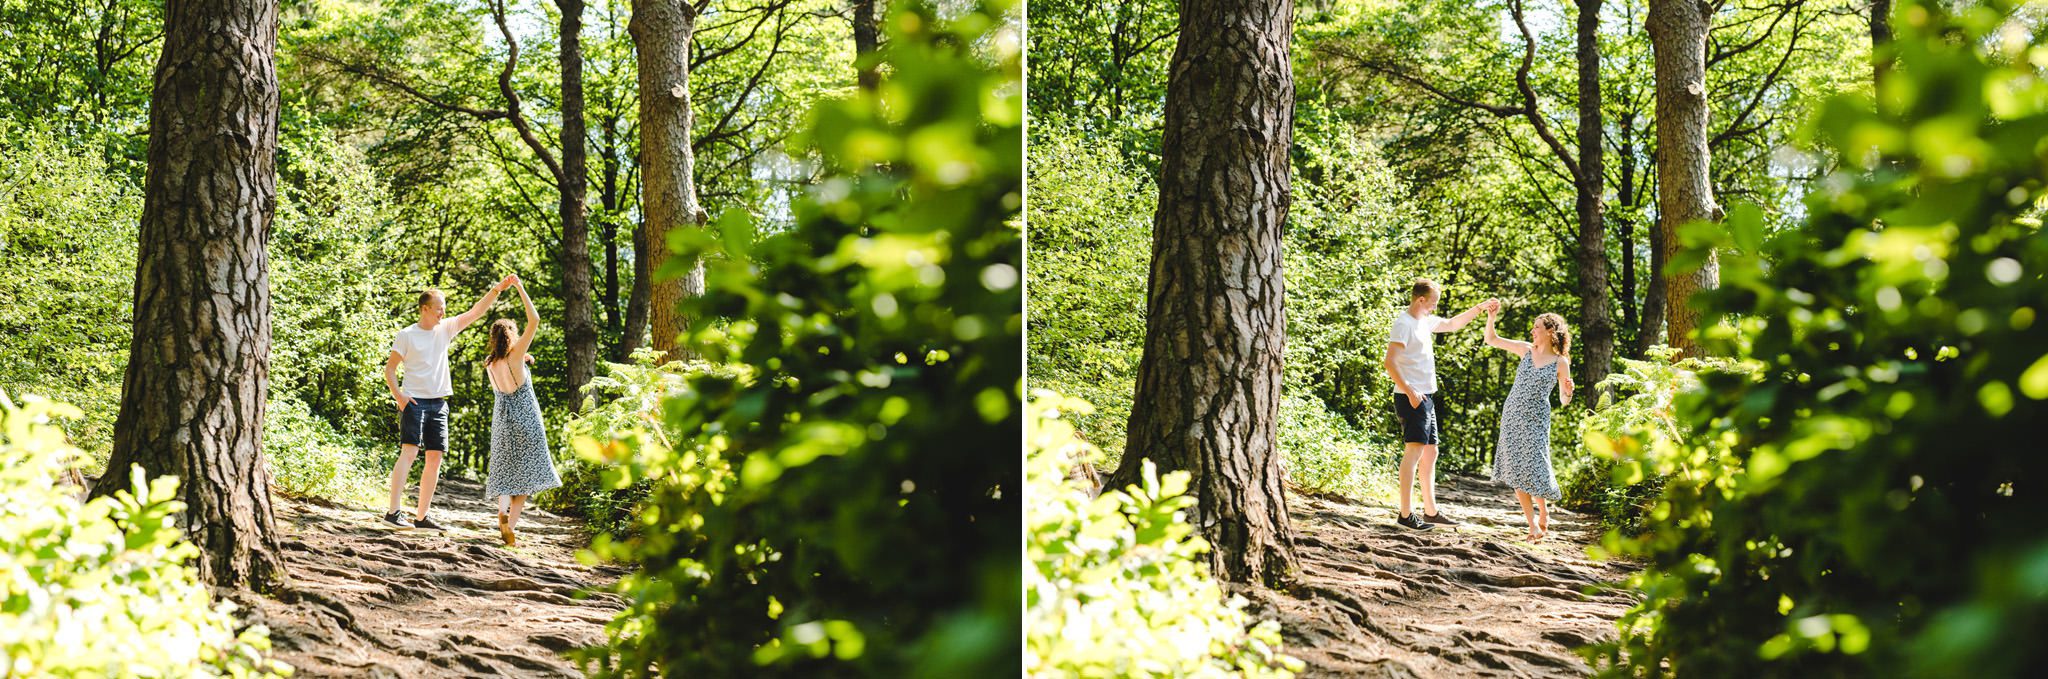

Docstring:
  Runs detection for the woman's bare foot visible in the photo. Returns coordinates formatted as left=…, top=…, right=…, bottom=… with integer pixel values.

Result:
left=1538, top=507, right=1550, bottom=533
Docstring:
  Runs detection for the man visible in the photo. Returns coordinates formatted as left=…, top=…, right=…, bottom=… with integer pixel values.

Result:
left=382, top=276, right=512, bottom=529
left=1383, top=278, right=1496, bottom=530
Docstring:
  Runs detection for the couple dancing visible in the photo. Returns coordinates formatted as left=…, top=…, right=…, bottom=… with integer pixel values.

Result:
left=1384, top=278, right=1574, bottom=541
left=380, top=274, right=563, bottom=547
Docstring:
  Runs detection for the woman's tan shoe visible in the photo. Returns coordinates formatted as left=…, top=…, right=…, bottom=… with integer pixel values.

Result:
left=499, top=512, right=516, bottom=547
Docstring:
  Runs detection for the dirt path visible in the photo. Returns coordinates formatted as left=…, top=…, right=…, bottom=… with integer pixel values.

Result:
left=238, top=477, right=628, bottom=678
left=1243, top=474, right=1638, bottom=678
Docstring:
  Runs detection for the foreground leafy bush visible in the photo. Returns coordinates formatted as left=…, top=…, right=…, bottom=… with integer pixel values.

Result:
left=0, top=393, right=287, bottom=677
left=543, top=352, right=746, bottom=538
left=1570, top=347, right=1755, bottom=535
left=578, top=2, right=1021, bottom=675
left=1594, top=2, right=2048, bottom=674
left=1026, top=392, right=1302, bottom=678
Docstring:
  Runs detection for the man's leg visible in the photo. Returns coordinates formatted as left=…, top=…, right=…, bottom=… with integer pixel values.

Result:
left=386, top=444, right=418, bottom=513
left=415, top=450, right=442, bottom=519
left=1398, top=443, right=1422, bottom=517
left=1419, top=444, right=1440, bottom=516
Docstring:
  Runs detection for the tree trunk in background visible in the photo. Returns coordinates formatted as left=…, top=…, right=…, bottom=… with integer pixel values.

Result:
left=1871, top=0, right=1893, bottom=86
left=852, top=0, right=880, bottom=90
left=95, top=0, right=287, bottom=592
left=558, top=0, right=598, bottom=405
left=601, top=117, right=623, bottom=352
left=1573, top=0, right=1613, bottom=395
left=1649, top=0, right=1719, bottom=356
left=631, top=0, right=705, bottom=361
left=1104, top=0, right=1299, bottom=587
left=1641, top=212, right=1668, bottom=352
left=623, top=219, right=651, bottom=358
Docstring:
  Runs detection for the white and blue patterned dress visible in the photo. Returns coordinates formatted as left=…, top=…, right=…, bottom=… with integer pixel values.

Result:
left=1491, top=350, right=1562, bottom=501
left=486, top=364, right=562, bottom=499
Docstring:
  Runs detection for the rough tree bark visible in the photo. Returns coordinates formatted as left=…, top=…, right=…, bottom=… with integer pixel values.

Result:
left=94, top=0, right=287, bottom=592
left=1104, top=0, right=1299, bottom=587
left=631, top=0, right=706, bottom=361
left=557, top=0, right=598, bottom=405
left=1571, top=0, right=1614, bottom=394
left=1649, top=0, right=1721, bottom=356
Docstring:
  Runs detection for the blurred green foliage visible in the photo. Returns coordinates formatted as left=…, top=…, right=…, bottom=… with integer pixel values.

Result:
left=1025, top=392, right=1302, bottom=678
left=1589, top=2, right=2048, bottom=674
left=573, top=2, right=1021, bottom=675
left=0, top=393, right=289, bottom=677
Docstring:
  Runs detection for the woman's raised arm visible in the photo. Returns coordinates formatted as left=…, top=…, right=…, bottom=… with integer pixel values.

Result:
left=1482, top=303, right=1531, bottom=355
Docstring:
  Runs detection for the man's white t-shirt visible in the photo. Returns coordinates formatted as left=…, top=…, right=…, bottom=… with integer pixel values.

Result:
left=391, top=322, right=457, bottom=399
left=1388, top=311, right=1443, bottom=395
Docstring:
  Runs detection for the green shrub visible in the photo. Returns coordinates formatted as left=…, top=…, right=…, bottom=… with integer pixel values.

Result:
left=1568, top=347, right=1755, bottom=535
left=1022, top=125, right=1151, bottom=463
left=543, top=351, right=747, bottom=538
left=576, top=2, right=1021, bottom=675
left=263, top=396, right=388, bottom=507
left=0, top=130, right=139, bottom=460
left=0, top=392, right=288, bottom=677
left=1592, top=3, right=2048, bottom=674
left=1026, top=392, right=1303, bottom=678
left=1277, top=391, right=1395, bottom=502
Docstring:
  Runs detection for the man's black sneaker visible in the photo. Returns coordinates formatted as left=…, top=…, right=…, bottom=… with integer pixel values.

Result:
left=1397, top=513, right=1435, bottom=530
left=1423, top=511, right=1460, bottom=526
left=382, top=510, right=413, bottom=529
left=413, top=514, right=446, bottom=531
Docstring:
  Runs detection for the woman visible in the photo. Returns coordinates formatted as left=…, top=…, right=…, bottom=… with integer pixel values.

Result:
left=1482, top=305, right=1574, bottom=541
left=482, top=275, right=562, bottom=547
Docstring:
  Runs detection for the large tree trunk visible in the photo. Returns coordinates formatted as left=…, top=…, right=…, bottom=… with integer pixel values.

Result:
left=1104, top=0, right=1298, bottom=587
left=852, top=0, right=880, bottom=90
left=1573, top=0, right=1614, bottom=395
left=1648, top=0, right=1719, bottom=356
left=559, top=0, right=599, bottom=404
left=631, top=0, right=705, bottom=361
left=95, top=0, right=287, bottom=592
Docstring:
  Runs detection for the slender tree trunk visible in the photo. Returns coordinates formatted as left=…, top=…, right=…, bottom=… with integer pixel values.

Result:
left=1573, top=0, right=1613, bottom=395
left=1648, top=0, right=1719, bottom=356
left=1871, top=0, right=1893, bottom=86
left=1617, top=115, right=1643, bottom=357
left=1642, top=202, right=1669, bottom=352
left=852, top=0, right=880, bottom=90
left=601, top=117, right=624, bottom=359
left=623, top=219, right=651, bottom=358
left=559, top=0, right=598, bottom=404
left=1104, top=0, right=1299, bottom=587
left=94, top=0, right=287, bottom=592
left=631, top=0, right=705, bottom=361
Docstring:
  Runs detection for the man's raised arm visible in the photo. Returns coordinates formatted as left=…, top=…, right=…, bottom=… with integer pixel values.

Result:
left=1435, top=298, right=1496, bottom=332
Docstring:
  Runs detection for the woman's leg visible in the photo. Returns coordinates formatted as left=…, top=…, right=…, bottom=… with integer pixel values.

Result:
left=1515, top=490, right=1536, bottom=538
left=1535, top=497, right=1550, bottom=534
left=509, top=495, right=527, bottom=529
